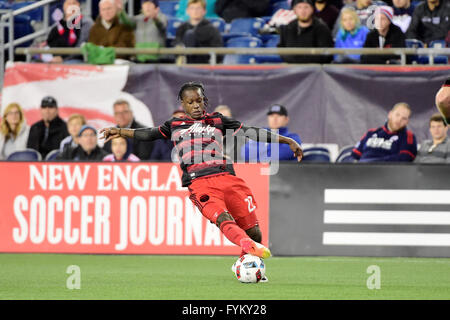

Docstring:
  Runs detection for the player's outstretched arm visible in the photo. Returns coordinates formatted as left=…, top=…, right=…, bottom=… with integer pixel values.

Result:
left=241, top=126, right=303, bottom=162
left=100, top=127, right=163, bottom=143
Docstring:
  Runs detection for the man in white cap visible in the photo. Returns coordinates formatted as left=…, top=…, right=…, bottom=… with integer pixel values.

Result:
left=361, top=5, right=406, bottom=64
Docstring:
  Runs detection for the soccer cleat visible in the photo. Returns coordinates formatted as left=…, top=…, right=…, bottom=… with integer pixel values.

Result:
left=240, top=238, right=271, bottom=259
left=260, top=275, right=269, bottom=283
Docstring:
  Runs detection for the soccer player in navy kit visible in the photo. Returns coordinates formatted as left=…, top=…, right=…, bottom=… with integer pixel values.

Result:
left=101, top=82, right=303, bottom=264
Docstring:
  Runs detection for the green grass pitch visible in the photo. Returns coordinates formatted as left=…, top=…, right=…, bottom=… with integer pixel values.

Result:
left=1, top=253, right=449, bottom=300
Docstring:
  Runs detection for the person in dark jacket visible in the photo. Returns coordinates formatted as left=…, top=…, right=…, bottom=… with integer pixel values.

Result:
left=58, top=125, right=108, bottom=160
left=314, top=0, right=340, bottom=31
left=278, top=0, right=334, bottom=64
left=102, top=99, right=154, bottom=160
left=175, top=0, right=223, bottom=64
left=46, top=0, right=94, bottom=63
left=352, top=102, right=417, bottom=162
left=215, top=0, right=270, bottom=23
left=361, top=6, right=406, bottom=64
left=241, top=104, right=303, bottom=162
left=406, top=0, right=450, bottom=45
left=27, top=96, right=69, bottom=159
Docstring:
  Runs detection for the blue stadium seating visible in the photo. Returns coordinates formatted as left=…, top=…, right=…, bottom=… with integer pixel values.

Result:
left=335, top=145, right=356, bottom=163
left=223, top=18, right=265, bottom=42
left=223, top=36, right=262, bottom=64
left=209, top=17, right=226, bottom=33
left=254, top=34, right=283, bottom=63
left=406, top=39, right=448, bottom=65
left=2, top=14, right=34, bottom=47
left=166, top=17, right=183, bottom=40
left=44, top=149, right=60, bottom=161
left=301, top=147, right=331, bottom=163
left=159, top=0, right=179, bottom=18
left=7, top=149, right=42, bottom=161
left=428, top=40, right=448, bottom=64
left=11, top=1, right=43, bottom=22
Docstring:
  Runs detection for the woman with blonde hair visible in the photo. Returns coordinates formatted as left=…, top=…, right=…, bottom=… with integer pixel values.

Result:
left=334, top=7, right=369, bottom=63
left=0, top=103, right=30, bottom=160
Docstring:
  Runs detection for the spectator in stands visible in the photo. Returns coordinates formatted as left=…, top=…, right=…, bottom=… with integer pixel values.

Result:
left=278, top=0, right=334, bottom=64
left=47, top=0, right=94, bottom=63
left=129, top=0, right=168, bottom=62
left=0, top=103, right=30, bottom=160
left=332, top=0, right=386, bottom=37
left=334, top=7, right=370, bottom=63
left=27, top=96, right=69, bottom=159
left=103, top=136, right=140, bottom=161
left=88, top=0, right=135, bottom=49
left=149, top=109, right=186, bottom=161
left=415, top=113, right=450, bottom=163
left=241, top=104, right=302, bottom=162
left=58, top=125, right=108, bottom=160
left=175, top=0, right=223, bottom=64
left=361, top=6, right=406, bottom=64
left=352, top=102, right=417, bottom=162
left=103, top=99, right=154, bottom=160
left=406, top=0, right=450, bottom=45
left=59, top=113, right=86, bottom=153
left=214, top=105, right=232, bottom=117
left=392, top=0, right=415, bottom=33
left=315, top=0, right=340, bottom=31
left=215, top=0, right=270, bottom=23
left=177, top=0, right=219, bottom=21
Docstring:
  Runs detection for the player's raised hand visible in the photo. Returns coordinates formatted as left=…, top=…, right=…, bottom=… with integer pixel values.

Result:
left=100, top=127, right=121, bottom=143
left=289, top=140, right=303, bottom=162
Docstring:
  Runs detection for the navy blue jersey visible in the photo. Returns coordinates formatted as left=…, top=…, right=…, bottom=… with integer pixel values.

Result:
left=352, top=123, right=417, bottom=162
left=157, top=112, right=244, bottom=186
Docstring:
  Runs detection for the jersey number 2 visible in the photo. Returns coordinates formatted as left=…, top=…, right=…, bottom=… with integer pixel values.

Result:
left=244, top=196, right=256, bottom=213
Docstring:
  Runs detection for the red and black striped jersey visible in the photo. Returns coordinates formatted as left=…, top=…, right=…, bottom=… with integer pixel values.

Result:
left=157, top=112, right=244, bottom=187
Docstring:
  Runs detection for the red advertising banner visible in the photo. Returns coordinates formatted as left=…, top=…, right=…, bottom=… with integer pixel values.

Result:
left=0, top=162, right=269, bottom=255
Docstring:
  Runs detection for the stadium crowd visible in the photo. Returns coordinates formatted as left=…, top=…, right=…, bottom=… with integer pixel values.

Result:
left=29, top=0, right=449, bottom=64
left=0, top=0, right=449, bottom=163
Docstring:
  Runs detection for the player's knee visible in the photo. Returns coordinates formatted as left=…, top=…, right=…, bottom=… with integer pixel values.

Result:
left=216, top=212, right=234, bottom=228
left=245, top=225, right=262, bottom=243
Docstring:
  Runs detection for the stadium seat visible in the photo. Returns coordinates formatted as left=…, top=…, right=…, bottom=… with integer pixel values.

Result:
left=254, top=34, right=283, bottom=63
left=11, top=1, right=43, bottom=22
left=428, top=40, right=448, bottom=64
left=335, top=145, right=356, bottom=163
left=209, top=17, right=226, bottom=33
left=44, top=149, right=60, bottom=161
left=301, top=147, right=331, bottom=163
left=3, top=14, right=35, bottom=47
left=159, top=0, right=179, bottom=18
left=269, top=1, right=290, bottom=15
left=223, top=18, right=265, bottom=42
left=223, top=36, right=262, bottom=64
left=166, top=17, right=183, bottom=40
left=7, top=149, right=42, bottom=161
left=405, top=39, right=428, bottom=64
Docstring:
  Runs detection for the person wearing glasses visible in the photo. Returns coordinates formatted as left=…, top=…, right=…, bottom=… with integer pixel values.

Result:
left=102, top=99, right=154, bottom=160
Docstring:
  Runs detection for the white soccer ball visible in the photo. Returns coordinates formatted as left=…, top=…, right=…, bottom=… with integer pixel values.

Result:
left=234, top=254, right=266, bottom=283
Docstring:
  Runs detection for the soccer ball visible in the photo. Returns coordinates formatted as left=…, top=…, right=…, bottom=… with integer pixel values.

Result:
left=234, top=254, right=266, bottom=283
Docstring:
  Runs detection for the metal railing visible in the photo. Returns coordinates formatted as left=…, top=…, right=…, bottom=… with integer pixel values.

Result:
left=14, top=46, right=450, bottom=66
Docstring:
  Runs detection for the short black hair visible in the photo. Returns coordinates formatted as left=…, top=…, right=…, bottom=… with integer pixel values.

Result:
left=429, top=113, right=446, bottom=126
left=177, top=82, right=209, bottom=107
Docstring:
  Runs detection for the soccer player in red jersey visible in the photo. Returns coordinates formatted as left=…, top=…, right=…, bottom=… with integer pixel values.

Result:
left=101, top=82, right=303, bottom=262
